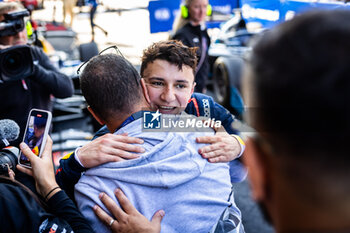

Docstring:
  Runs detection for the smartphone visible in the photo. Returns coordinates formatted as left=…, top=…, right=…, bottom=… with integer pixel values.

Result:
left=18, top=109, right=52, bottom=168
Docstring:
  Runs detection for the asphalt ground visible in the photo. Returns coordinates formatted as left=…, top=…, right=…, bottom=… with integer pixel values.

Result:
left=32, top=1, right=275, bottom=232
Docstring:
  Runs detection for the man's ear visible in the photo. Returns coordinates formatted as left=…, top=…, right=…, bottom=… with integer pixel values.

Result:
left=243, top=137, right=269, bottom=202
left=191, top=82, right=196, bottom=95
left=141, top=78, right=151, bottom=104
left=87, top=106, right=105, bottom=125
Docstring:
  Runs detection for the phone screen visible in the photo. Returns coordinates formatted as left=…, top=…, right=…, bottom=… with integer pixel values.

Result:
left=19, top=109, right=51, bottom=167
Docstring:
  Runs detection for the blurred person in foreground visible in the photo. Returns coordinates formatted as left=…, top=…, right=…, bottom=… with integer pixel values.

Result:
left=93, top=9, right=350, bottom=233
left=0, top=2, right=74, bottom=147
left=242, top=10, right=350, bottom=233
left=171, top=0, right=211, bottom=93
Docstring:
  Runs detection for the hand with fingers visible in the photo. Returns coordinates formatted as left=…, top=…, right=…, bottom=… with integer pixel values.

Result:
left=197, top=126, right=243, bottom=163
left=77, top=133, right=145, bottom=168
left=7, top=164, right=15, bottom=180
left=16, top=136, right=61, bottom=200
left=94, top=189, right=165, bottom=233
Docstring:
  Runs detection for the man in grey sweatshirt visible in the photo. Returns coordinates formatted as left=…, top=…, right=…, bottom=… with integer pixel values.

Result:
left=74, top=47, right=242, bottom=232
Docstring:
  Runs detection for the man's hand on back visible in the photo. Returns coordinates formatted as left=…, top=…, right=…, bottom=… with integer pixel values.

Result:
left=78, top=133, right=145, bottom=168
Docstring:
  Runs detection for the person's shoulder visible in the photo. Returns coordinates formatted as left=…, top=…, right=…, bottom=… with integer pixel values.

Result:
left=186, top=93, right=215, bottom=117
left=173, top=23, right=192, bottom=37
left=29, top=45, right=46, bottom=58
left=191, top=92, right=215, bottom=104
left=191, top=92, right=213, bottom=99
left=29, top=45, right=43, bottom=53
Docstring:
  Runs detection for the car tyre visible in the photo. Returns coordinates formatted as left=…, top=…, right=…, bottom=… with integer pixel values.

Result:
left=79, top=41, right=99, bottom=62
left=212, top=56, right=244, bottom=117
left=212, top=57, right=234, bottom=105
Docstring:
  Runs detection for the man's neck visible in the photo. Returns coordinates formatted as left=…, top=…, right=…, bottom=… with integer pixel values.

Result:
left=106, top=100, right=151, bottom=133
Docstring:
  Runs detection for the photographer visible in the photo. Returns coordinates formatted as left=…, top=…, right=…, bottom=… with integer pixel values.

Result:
left=0, top=2, right=74, bottom=147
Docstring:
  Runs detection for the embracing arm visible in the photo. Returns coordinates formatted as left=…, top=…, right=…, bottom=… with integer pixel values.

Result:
left=197, top=127, right=244, bottom=163
left=55, top=126, right=145, bottom=199
left=55, top=151, right=86, bottom=200
left=188, top=93, right=245, bottom=163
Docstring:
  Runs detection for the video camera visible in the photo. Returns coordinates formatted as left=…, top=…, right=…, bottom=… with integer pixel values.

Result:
left=0, top=10, right=34, bottom=82
left=0, top=10, right=29, bottom=37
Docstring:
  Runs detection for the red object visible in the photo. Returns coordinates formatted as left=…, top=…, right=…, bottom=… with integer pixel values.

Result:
left=45, top=23, right=68, bottom=31
left=189, top=97, right=200, bottom=117
left=21, top=0, right=38, bottom=10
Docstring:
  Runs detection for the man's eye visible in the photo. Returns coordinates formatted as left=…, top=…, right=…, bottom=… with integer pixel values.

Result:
left=151, top=82, right=164, bottom=86
left=176, top=84, right=186, bottom=89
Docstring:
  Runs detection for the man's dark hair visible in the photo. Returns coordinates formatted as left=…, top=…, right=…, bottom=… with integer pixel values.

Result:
left=80, top=54, right=142, bottom=121
left=140, top=40, right=197, bottom=78
left=248, top=10, right=350, bottom=180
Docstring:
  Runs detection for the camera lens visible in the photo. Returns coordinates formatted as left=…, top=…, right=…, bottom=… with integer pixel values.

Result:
left=4, top=51, right=22, bottom=74
left=0, top=45, right=33, bottom=81
left=3, top=50, right=25, bottom=76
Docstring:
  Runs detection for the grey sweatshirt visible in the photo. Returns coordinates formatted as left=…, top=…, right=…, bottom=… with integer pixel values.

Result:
left=75, top=118, right=240, bottom=233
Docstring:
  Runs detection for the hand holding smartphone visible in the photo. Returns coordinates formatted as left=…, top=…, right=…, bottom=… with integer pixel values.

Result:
left=18, top=109, right=52, bottom=168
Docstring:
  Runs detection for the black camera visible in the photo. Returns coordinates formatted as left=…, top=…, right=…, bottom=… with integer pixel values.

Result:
left=0, top=147, right=19, bottom=175
left=0, top=10, right=29, bottom=37
left=0, top=9, right=33, bottom=82
left=0, top=45, right=34, bottom=82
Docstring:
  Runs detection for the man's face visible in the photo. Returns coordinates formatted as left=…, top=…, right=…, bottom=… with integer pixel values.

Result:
left=243, top=65, right=274, bottom=225
left=142, top=59, right=195, bottom=115
left=34, top=125, right=45, bottom=138
left=0, top=10, right=28, bottom=46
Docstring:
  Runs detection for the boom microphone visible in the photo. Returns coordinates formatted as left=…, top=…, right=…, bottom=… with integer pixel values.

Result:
left=0, top=119, right=20, bottom=148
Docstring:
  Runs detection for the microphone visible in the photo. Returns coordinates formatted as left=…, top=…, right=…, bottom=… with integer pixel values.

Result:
left=0, top=119, right=20, bottom=148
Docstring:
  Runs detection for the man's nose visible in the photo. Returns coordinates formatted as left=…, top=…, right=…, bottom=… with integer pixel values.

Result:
left=160, top=87, right=176, bottom=103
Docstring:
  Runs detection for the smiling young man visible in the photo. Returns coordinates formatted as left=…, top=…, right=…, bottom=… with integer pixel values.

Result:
left=141, top=59, right=195, bottom=114
left=140, top=41, right=246, bottom=182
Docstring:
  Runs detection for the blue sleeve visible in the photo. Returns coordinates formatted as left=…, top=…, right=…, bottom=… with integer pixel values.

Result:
left=211, top=100, right=238, bottom=134
left=187, top=93, right=238, bottom=134
left=56, top=153, right=86, bottom=200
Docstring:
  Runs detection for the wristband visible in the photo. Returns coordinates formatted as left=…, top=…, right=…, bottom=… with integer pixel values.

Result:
left=74, top=146, right=85, bottom=168
left=231, top=134, right=245, bottom=158
left=45, top=186, right=60, bottom=201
